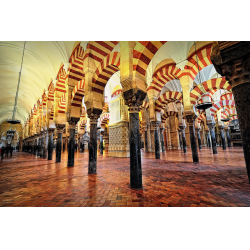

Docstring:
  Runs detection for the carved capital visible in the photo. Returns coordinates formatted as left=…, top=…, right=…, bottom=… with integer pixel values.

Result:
left=211, top=41, right=250, bottom=89
left=48, top=128, right=55, bottom=135
left=207, top=123, right=215, bottom=131
left=151, top=121, right=160, bottom=130
left=68, top=120, right=77, bottom=130
left=128, top=103, right=141, bottom=113
left=56, top=124, right=65, bottom=134
left=89, top=113, right=99, bottom=124
left=185, top=114, right=197, bottom=125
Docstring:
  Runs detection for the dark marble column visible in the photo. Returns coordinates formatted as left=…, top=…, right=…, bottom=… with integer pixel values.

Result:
left=178, top=130, right=183, bottom=149
left=211, top=41, right=250, bottom=183
left=160, top=128, right=165, bottom=152
left=31, top=139, right=34, bottom=155
left=144, top=128, right=148, bottom=152
left=186, top=115, right=199, bottom=163
left=43, top=131, right=48, bottom=159
left=68, top=122, right=76, bottom=167
left=37, top=137, right=41, bottom=157
left=56, top=126, right=64, bottom=163
left=100, top=132, right=103, bottom=155
left=219, top=127, right=227, bottom=150
left=196, top=129, right=202, bottom=150
left=180, top=127, right=187, bottom=153
left=33, top=139, right=37, bottom=155
left=88, top=115, right=98, bottom=174
left=151, top=121, right=160, bottom=159
left=47, top=129, right=54, bottom=160
left=225, top=129, right=232, bottom=147
left=128, top=105, right=142, bottom=189
left=40, top=133, right=44, bottom=158
left=206, top=132, right=211, bottom=148
left=208, top=124, right=217, bottom=154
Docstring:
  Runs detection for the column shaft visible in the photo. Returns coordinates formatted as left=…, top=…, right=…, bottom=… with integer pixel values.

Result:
left=56, top=132, right=63, bottom=163
left=197, top=130, right=202, bottom=150
left=88, top=120, right=97, bottom=174
left=220, top=128, right=227, bottom=150
left=68, top=128, right=75, bottom=167
left=48, top=132, right=53, bottom=160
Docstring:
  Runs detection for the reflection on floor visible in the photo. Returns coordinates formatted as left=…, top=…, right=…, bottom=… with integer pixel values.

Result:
left=0, top=147, right=249, bottom=207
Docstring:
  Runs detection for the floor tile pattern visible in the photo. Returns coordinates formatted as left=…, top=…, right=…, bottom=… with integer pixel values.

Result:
left=0, top=147, right=249, bottom=207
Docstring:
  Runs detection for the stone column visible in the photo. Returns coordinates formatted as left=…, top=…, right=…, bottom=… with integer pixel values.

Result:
left=207, top=124, right=217, bottom=154
left=225, top=128, right=232, bottom=148
left=185, top=115, right=199, bottom=163
left=88, top=115, right=98, bottom=174
left=43, top=131, right=48, bottom=159
left=178, top=130, right=183, bottom=149
left=160, top=127, right=165, bottom=152
left=100, top=131, right=103, bottom=155
left=37, top=137, right=41, bottom=157
left=179, top=126, right=187, bottom=153
left=144, top=127, right=148, bottom=152
left=40, top=133, right=44, bottom=158
left=151, top=121, right=161, bottom=159
left=56, top=125, right=64, bottom=163
left=206, top=131, right=211, bottom=148
left=31, top=138, right=35, bottom=155
left=211, top=41, right=250, bottom=182
left=68, top=121, right=76, bottom=167
left=128, top=104, right=142, bottom=189
left=196, top=128, right=202, bottom=150
left=47, top=129, right=54, bottom=160
left=219, top=127, right=227, bottom=150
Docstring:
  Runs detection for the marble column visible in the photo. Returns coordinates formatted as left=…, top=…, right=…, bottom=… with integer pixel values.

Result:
left=37, top=137, right=41, bottom=157
left=180, top=126, right=187, bottom=153
left=186, top=115, right=199, bottom=163
left=100, top=131, right=103, bottom=155
left=47, top=129, right=54, bottom=160
left=225, top=128, right=232, bottom=148
left=68, top=121, right=76, bottom=167
left=128, top=104, right=142, bottom=189
left=151, top=121, right=160, bottom=159
left=40, top=133, right=45, bottom=158
left=219, top=127, right=227, bottom=150
left=33, top=138, right=37, bottom=155
left=196, top=128, right=202, bottom=150
left=206, top=132, right=211, bottom=148
left=144, top=128, right=148, bottom=152
left=31, top=138, right=35, bottom=155
left=208, top=124, right=217, bottom=154
left=56, top=126, right=64, bottom=163
left=43, top=131, right=48, bottom=159
left=160, top=127, right=165, bottom=152
left=178, top=130, right=183, bottom=149
left=211, top=41, right=250, bottom=183
left=88, top=115, right=98, bottom=174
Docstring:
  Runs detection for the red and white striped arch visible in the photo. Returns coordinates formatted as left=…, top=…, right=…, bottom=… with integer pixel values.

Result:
left=92, top=52, right=120, bottom=95
left=190, top=77, right=231, bottom=105
left=100, top=113, right=110, bottom=125
left=133, top=41, right=167, bottom=77
left=210, top=100, right=235, bottom=116
left=71, top=80, right=85, bottom=107
left=185, top=43, right=213, bottom=80
left=220, top=92, right=234, bottom=101
left=55, top=65, right=67, bottom=94
left=58, top=93, right=66, bottom=113
left=68, top=44, right=85, bottom=82
left=147, top=63, right=182, bottom=93
left=161, top=111, right=178, bottom=123
left=83, top=41, right=118, bottom=66
left=155, top=91, right=182, bottom=112
left=141, top=100, right=149, bottom=109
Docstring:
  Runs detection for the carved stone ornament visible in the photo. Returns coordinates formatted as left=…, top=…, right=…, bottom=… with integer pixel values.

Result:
left=207, top=123, right=215, bottom=131
left=185, top=114, right=197, bottom=125
left=151, top=121, right=160, bottom=130
left=56, top=124, right=65, bottom=133
left=89, top=114, right=99, bottom=124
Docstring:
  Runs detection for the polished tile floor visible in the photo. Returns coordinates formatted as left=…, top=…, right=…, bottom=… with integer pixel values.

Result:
left=0, top=146, right=249, bottom=207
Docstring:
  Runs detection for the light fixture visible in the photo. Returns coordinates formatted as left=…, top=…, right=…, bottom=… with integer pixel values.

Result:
left=194, top=41, right=212, bottom=110
left=7, top=41, right=26, bottom=125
